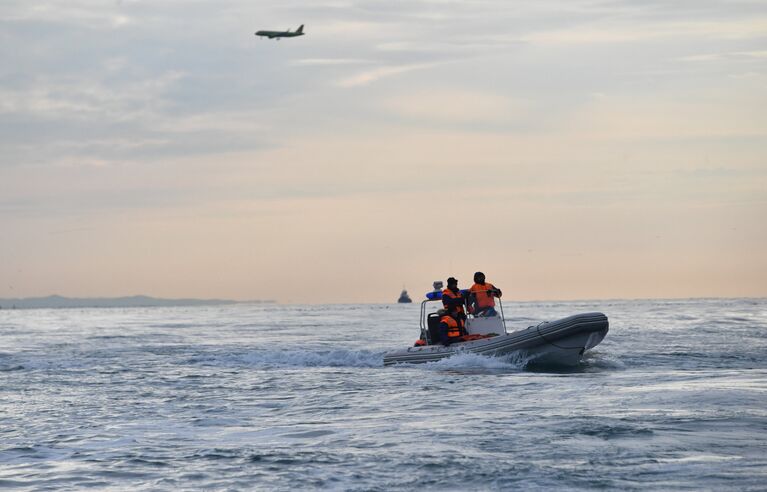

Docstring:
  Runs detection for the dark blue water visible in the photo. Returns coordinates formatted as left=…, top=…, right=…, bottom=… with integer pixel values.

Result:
left=1, top=299, right=766, bottom=490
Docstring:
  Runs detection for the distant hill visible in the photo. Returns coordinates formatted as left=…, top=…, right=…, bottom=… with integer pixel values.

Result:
left=0, top=295, right=266, bottom=309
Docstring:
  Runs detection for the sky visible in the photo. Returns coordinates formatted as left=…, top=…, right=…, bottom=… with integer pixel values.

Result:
left=1, top=0, right=766, bottom=304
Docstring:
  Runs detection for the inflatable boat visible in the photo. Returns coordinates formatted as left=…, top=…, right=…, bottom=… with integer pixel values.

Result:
left=383, top=292, right=608, bottom=366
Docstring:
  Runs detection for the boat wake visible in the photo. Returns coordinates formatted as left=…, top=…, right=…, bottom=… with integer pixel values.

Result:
left=188, top=349, right=384, bottom=369
left=191, top=349, right=532, bottom=371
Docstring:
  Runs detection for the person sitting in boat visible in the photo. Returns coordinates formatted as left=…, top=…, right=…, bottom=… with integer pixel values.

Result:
left=438, top=277, right=468, bottom=345
left=469, top=271, right=502, bottom=317
left=439, top=310, right=466, bottom=345
left=442, top=277, right=466, bottom=320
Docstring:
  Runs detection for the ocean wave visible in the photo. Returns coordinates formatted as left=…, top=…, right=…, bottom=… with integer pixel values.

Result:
left=574, top=421, right=654, bottom=440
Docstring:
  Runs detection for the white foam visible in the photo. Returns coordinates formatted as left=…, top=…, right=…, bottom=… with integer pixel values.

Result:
left=583, top=351, right=626, bottom=369
left=193, top=349, right=384, bottom=369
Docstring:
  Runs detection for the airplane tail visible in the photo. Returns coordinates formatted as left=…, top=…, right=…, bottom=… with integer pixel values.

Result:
left=296, top=24, right=304, bottom=34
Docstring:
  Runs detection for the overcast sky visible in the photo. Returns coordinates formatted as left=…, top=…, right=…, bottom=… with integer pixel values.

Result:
left=1, top=0, right=766, bottom=303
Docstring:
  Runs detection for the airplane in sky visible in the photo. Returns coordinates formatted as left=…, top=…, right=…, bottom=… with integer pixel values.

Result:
left=255, top=25, right=305, bottom=40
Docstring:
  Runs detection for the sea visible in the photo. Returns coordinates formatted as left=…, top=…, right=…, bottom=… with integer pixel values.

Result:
left=1, top=298, right=766, bottom=491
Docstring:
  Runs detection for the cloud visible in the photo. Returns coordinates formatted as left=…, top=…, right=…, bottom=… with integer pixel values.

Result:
left=0, top=71, right=184, bottom=120
left=291, top=58, right=374, bottom=66
left=677, top=50, right=767, bottom=62
left=525, top=18, right=767, bottom=45
left=1, top=1, right=135, bottom=29
left=561, top=91, right=767, bottom=141
left=380, top=90, right=528, bottom=124
left=336, top=62, right=441, bottom=87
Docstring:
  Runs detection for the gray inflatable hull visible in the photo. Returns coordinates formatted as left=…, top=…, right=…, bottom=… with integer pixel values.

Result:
left=383, top=312, right=609, bottom=366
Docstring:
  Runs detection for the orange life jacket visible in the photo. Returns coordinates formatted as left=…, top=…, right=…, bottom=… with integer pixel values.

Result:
left=442, top=288, right=465, bottom=315
left=440, top=315, right=464, bottom=338
left=470, top=282, right=497, bottom=309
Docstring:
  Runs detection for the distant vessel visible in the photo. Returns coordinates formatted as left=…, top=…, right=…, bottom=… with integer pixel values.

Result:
left=397, top=289, right=412, bottom=304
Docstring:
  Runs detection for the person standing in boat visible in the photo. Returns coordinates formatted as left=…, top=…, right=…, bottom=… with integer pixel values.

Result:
left=469, top=271, right=502, bottom=317
left=439, top=277, right=467, bottom=345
